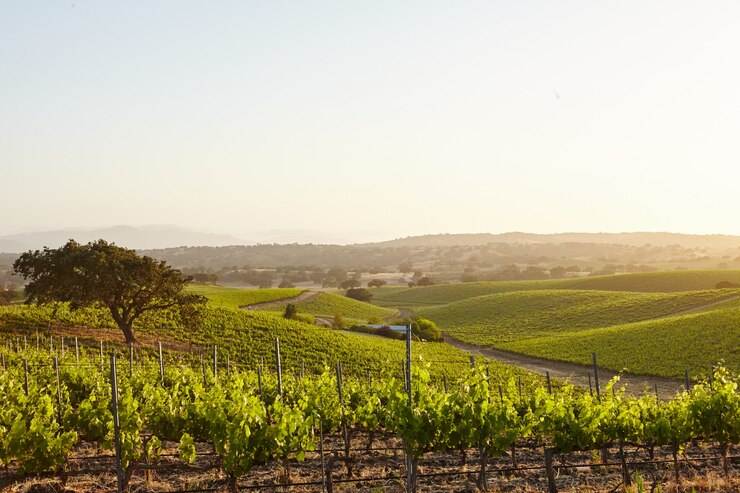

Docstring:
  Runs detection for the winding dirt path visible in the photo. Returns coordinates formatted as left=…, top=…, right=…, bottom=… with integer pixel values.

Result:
left=443, top=334, right=687, bottom=399
left=242, top=290, right=319, bottom=310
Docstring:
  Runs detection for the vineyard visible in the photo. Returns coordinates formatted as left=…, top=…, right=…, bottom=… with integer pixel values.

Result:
left=418, top=289, right=740, bottom=344
left=0, top=339, right=737, bottom=493
left=564, top=270, right=740, bottom=293
left=186, top=286, right=303, bottom=309
left=416, top=289, right=740, bottom=378
left=0, top=304, right=513, bottom=382
left=258, top=292, right=398, bottom=322
left=503, top=308, right=740, bottom=378
left=371, top=270, right=740, bottom=307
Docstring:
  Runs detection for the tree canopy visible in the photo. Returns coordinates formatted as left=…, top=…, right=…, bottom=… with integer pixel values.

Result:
left=13, top=239, right=206, bottom=344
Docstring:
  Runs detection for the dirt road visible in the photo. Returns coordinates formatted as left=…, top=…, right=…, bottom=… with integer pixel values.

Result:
left=443, top=334, right=687, bottom=399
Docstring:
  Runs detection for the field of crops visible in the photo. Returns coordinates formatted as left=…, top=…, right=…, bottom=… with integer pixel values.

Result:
left=371, top=279, right=577, bottom=306
left=371, top=270, right=740, bottom=307
left=259, top=291, right=398, bottom=322
left=419, top=289, right=740, bottom=345
left=0, top=342, right=736, bottom=493
left=0, top=303, right=495, bottom=382
left=185, top=285, right=302, bottom=309
left=501, top=308, right=740, bottom=378
left=564, top=270, right=740, bottom=293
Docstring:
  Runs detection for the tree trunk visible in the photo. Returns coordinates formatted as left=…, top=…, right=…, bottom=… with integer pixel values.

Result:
left=119, top=322, right=137, bottom=345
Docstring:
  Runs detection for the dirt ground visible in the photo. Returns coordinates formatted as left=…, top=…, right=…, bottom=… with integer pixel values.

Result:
left=1, top=433, right=736, bottom=493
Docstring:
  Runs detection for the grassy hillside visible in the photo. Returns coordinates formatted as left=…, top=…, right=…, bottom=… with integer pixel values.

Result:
left=372, top=279, right=577, bottom=306
left=260, top=292, right=397, bottom=321
left=421, top=289, right=740, bottom=345
left=563, top=269, right=740, bottom=293
left=186, top=285, right=303, bottom=309
left=501, top=308, right=740, bottom=378
left=0, top=303, right=531, bottom=383
left=371, top=270, right=740, bottom=307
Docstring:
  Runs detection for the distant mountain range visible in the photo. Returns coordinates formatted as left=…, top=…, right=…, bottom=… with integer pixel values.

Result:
left=371, top=232, right=740, bottom=250
left=0, top=226, right=245, bottom=253
left=3, top=227, right=740, bottom=255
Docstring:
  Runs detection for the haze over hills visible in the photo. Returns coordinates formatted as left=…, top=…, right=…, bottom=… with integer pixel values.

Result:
left=0, top=226, right=245, bottom=253
left=372, top=232, right=740, bottom=250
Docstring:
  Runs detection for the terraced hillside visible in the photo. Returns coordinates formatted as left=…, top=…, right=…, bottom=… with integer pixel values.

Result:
left=258, top=291, right=397, bottom=321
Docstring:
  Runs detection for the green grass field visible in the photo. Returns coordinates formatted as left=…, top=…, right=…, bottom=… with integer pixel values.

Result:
left=501, top=308, right=740, bottom=378
left=420, top=289, right=740, bottom=345
left=186, top=285, right=303, bottom=309
left=259, top=291, right=398, bottom=322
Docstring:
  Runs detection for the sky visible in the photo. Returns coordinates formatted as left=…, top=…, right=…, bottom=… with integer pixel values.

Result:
left=2, top=1, right=740, bottom=243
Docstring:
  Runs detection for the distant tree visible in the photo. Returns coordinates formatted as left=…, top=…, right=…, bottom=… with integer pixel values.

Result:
left=367, top=279, right=387, bottom=288
left=332, top=312, right=344, bottom=330
left=412, top=270, right=424, bottom=279
left=496, top=264, right=521, bottom=280
left=278, top=279, right=296, bottom=288
left=13, top=239, right=205, bottom=344
left=283, top=303, right=297, bottom=319
left=322, top=277, right=339, bottom=288
left=416, top=276, right=435, bottom=286
left=340, top=278, right=361, bottom=289
left=549, top=266, right=567, bottom=279
left=398, top=260, right=413, bottom=274
left=326, top=267, right=348, bottom=283
left=345, top=287, right=373, bottom=302
left=191, top=272, right=218, bottom=284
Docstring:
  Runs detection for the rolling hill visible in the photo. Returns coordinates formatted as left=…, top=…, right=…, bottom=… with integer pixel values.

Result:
left=372, top=270, right=740, bottom=306
left=258, top=291, right=398, bottom=322
left=419, top=289, right=740, bottom=345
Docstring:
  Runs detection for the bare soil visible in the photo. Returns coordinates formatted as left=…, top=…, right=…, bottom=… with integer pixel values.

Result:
left=0, top=434, right=736, bottom=493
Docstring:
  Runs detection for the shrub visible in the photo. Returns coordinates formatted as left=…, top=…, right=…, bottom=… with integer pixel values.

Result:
left=345, top=288, right=372, bottom=302
left=283, top=303, right=297, bottom=319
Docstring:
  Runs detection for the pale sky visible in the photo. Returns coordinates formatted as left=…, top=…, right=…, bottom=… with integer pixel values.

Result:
left=2, top=1, right=740, bottom=243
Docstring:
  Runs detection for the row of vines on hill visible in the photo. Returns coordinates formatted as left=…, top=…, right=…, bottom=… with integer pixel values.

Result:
left=0, top=345, right=738, bottom=492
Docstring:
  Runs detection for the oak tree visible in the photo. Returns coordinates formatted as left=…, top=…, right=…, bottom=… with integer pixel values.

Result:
left=13, top=239, right=206, bottom=344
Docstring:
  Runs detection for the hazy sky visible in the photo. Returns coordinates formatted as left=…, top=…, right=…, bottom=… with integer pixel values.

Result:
left=2, top=1, right=740, bottom=243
